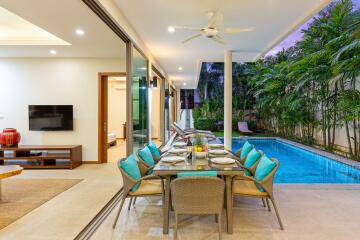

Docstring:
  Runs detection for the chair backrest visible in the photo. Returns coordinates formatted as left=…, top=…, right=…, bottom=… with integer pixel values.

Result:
left=170, top=176, right=225, bottom=215
left=234, top=144, right=254, bottom=163
left=238, top=121, right=250, bottom=131
left=135, top=148, right=153, bottom=176
left=245, top=149, right=264, bottom=175
left=161, top=132, right=177, bottom=152
left=117, top=158, right=139, bottom=194
left=171, top=123, right=185, bottom=136
left=258, top=158, right=280, bottom=196
left=173, top=122, right=184, bottom=131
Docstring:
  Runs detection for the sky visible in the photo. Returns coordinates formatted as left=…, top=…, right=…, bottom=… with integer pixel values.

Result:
left=265, top=0, right=360, bottom=56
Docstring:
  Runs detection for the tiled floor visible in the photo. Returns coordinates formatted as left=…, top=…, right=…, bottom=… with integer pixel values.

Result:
left=2, top=139, right=360, bottom=240
left=92, top=184, right=360, bottom=240
left=0, top=141, right=127, bottom=240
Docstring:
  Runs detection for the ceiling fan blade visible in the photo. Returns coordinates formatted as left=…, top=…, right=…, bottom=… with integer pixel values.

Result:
left=207, top=11, right=223, bottom=29
left=173, top=26, right=201, bottom=31
left=182, top=34, right=202, bottom=43
left=212, top=35, right=226, bottom=45
left=223, top=27, right=254, bottom=34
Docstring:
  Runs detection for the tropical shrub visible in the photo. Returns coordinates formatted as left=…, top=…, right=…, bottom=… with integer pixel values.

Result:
left=194, top=118, right=217, bottom=131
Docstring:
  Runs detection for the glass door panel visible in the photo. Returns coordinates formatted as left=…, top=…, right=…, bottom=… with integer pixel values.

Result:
left=164, top=80, right=170, bottom=142
left=132, top=49, right=148, bottom=153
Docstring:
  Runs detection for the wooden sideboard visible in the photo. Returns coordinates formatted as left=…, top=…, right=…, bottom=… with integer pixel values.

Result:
left=0, top=145, right=82, bottom=169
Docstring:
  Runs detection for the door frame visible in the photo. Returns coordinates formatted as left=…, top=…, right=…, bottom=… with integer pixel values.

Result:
left=98, top=72, right=127, bottom=163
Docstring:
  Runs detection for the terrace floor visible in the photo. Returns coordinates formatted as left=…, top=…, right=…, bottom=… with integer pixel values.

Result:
left=92, top=184, right=360, bottom=240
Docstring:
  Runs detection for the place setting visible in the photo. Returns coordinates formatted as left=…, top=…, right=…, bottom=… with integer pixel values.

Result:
left=208, top=149, right=229, bottom=157
left=160, top=156, right=186, bottom=166
left=209, top=157, right=238, bottom=168
left=208, top=143, right=224, bottom=149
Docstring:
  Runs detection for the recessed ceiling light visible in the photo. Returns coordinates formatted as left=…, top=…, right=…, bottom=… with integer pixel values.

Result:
left=49, top=49, right=57, bottom=55
left=178, top=67, right=183, bottom=71
left=168, top=26, right=175, bottom=33
left=75, top=29, right=85, bottom=36
left=183, top=83, right=187, bottom=86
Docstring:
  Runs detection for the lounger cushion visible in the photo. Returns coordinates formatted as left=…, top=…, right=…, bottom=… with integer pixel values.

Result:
left=241, top=141, right=253, bottom=159
left=148, top=142, right=161, bottom=158
left=254, top=155, right=276, bottom=191
left=128, top=179, right=162, bottom=196
left=233, top=180, right=268, bottom=196
left=120, top=154, right=141, bottom=192
left=243, top=148, right=261, bottom=175
left=138, top=146, right=155, bottom=167
left=177, top=171, right=218, bottom=178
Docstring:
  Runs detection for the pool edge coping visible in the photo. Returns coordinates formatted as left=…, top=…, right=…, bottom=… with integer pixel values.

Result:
left=229, top=136, right=360, bottom=170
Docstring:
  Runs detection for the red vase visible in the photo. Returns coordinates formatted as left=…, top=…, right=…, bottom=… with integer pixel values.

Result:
left=0, top=128, right=21, bottom=147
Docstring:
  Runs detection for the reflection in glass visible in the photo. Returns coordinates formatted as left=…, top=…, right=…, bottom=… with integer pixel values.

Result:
left=132, top=49, right=148, bottom=153
left=164, top=81, right=170, bottom=142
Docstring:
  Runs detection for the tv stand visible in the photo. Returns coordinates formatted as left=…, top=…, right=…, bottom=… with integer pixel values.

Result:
left=0, top=145, right=82, bottom=169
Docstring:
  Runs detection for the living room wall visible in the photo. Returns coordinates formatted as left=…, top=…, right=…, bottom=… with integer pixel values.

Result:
left=0, top=58, right=125, bottom=161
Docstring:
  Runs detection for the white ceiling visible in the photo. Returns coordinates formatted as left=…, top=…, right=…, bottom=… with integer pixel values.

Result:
left=0, top=6, right=69, bottom=46
left=0, top=0, right=125, bottom=58
left=115, top=0, right=330, bottom=88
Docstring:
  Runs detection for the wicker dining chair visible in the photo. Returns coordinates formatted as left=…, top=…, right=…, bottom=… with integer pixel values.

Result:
left=144, top=143, right=164, bottom=163
left=136, top=147, right=157, bottom=176
left=170, top=176, right=225, bottom=240
left=234, top=144, right=255, bottom=163
left=232, top=158, right=284, bottom=230
left=112, top=158, right=164, bottom=229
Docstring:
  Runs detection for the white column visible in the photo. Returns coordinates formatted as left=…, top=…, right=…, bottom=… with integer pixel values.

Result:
left=224, top=50, right=232, bottom=150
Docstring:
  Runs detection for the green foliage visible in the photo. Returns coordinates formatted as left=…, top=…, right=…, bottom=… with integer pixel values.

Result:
left=194, top=118, right=217, bottom=131
left=195, top=0, right=360, bottom=159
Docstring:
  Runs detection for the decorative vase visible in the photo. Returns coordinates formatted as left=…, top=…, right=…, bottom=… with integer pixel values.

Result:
left=0, top=128, right=21, bottom=147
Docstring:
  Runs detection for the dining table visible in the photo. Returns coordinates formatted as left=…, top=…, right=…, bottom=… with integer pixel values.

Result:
left=153, top=144, right=243, bottom=235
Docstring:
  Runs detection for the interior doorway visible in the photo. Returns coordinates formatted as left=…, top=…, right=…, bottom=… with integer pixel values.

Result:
left=98, top=72, right=127, bottom=163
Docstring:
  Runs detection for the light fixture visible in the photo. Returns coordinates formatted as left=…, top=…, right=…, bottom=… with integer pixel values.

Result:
left=183, top=82, right=187, bottom=86
left=150, top=76, right=158, bottom=88
left=168, top=26, right=175, bottom=33
left=178, top=67, right=183, bottom=71
left=75, top=29, right=85, bottom=36
left=49, top=49, right=57, bottom=55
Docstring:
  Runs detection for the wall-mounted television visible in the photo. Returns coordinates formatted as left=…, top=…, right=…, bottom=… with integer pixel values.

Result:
left=29, top=105, right=73, bottom=131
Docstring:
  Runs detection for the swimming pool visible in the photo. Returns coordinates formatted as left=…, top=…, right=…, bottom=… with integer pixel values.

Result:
left=230, top=138, right=360, bottom=184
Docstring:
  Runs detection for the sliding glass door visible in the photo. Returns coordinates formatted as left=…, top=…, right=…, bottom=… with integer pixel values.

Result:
left=164, top=80, right=170, bottom=142
left=132, top=48, right=148, bottom=152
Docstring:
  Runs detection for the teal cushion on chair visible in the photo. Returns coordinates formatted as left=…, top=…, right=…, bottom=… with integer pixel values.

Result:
left=147, top=142, right=161, bottom=158
left=120, top=154, right=141, bottom=192
left=240, top=141, right=253, bottom=159
left=177, top=171, right=218, bottom=178
left=138, top=146, right=155, bottom=167
left=243, top=148, right=261, bottom=176
left=254, top=155, right=277, bottom=192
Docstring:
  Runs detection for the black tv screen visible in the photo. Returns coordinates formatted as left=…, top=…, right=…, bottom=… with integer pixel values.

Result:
left=29, top=105, right=73, bottom=131
left=180, top=89, right=194, bottom=109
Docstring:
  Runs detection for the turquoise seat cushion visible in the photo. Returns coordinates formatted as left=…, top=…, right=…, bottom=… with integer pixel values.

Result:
left=120, top=154, right=141, bottom=192
left=254, top=155, right=277, bottom=192
left=177, top=171, right=218, bottom=178
left=148, top=142, right=161, bottom=158
left=138, top=146, right=155, bottom=167
left=241, top=141, right=253, bottom=159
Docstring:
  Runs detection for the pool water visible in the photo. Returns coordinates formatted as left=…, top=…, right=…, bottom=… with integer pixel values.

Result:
left=230, top=139, right=360, bottom=184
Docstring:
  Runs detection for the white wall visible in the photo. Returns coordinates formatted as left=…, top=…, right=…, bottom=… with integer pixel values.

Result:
left=108, top=81, right=126, bottom=138
left=0, top=58, right=125, bottom=161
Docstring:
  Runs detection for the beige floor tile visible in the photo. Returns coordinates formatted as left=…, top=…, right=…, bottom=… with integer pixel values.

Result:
left=92, top=185, right=360, bottom=240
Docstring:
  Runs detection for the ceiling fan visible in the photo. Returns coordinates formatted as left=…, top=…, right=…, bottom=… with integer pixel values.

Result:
left=173, top=11, right=254, bottom=45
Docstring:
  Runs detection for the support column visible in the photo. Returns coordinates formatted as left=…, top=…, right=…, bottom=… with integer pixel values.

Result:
left=224, top=50, right=232, bottom=150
